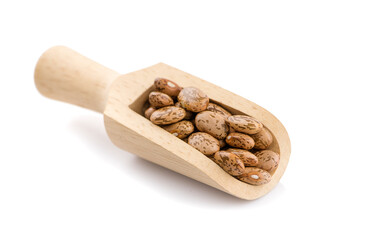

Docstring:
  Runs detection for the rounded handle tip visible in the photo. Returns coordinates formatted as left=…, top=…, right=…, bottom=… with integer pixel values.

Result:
left=34, top=46, right=120, bottom=112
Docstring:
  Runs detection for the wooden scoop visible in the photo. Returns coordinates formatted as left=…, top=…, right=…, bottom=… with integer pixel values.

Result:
left=34, top=46, right=291, bottom=200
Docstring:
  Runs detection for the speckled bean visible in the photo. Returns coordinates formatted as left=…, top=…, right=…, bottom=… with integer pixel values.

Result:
left=254, top=150, right=280, bottom=172
left=144, top=106, right=157, bottom=119
left=206, top=103, right=232, bottom=118
left=150, top=106, right=186, bottom=125
left=226, top=148, right=258, bottom=166
left=188, top=132, right=220, bottom=155
left=195, top=111, right=228, bottom=139
left=225, top=132, right=255, bottom=150
left=162, top=120, right=194, bottom=139
left=149, top=91, right=174, bottom=108
left=177, top=87, right=209, bottom=112
left=154, top=78, right=182, bottom=98
left=226, top=115, right=263, bottom=134
left=237, top=167, right=271, bottom=185
left=251, top=128, right=273, bottom=150
left=213, top=151, right=245, bottom=176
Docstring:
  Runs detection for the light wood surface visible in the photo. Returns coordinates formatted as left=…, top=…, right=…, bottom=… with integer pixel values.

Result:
left=34, top=46, right=120, bottom=112
left=34, top=46, right=291, bottom=200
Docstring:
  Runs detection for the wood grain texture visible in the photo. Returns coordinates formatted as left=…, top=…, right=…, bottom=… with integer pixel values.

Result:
left=35, top=46, right=291, bottom=200
left=34, top=46, right=120, bottom=112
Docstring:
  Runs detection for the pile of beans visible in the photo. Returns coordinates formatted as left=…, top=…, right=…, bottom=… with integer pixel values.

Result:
left=143, top=78, right=280, bottom=186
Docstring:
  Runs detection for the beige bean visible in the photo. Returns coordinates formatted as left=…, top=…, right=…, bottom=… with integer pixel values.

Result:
left=225, top=132, right=255, bottom=150
left=144, top=106, right=156, bottom=119
left=162, top=121, right=194, bottom=139
left=226, top=115, right=263, bottom=134
left=254, top=150, right=280, bottom=172
left=150, top=106, right=186, bottom=125
left=206, top=103, right=232, bottom=118
left=213, top=151, right=245, bottom=176
left=251, top=128, right=273, bottom=150
left=177, top=87, right=209, bottom=112
left=237, top=167, right=271, bottom=185
left=149, top=91, right=174, bottom=108
left=154, top=78, right=182, bottom=97
left=188, top=132, right=220, bottom=155
left=226, top=148, right=258, bottom=166
left=195, top=111, right=228, bottom=139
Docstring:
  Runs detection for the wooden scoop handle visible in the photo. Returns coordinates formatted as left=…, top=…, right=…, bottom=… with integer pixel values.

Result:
left=34, top=46, right=120, bottom=113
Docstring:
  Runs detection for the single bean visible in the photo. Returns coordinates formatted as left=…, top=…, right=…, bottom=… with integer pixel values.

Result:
left=226, top=115, right=263, bottom=134
left=177, top=87, right=209, bottom=112
left=149, top=91, right=174, bottom=108
left=251, top=128, right=273, bottom=150
left=206, top=102, right=232, bottom=118
left=150, top=106, right=186, bottom=125
left=188, top=132, right=220, bottom=155
left=254, top=150, right=280, bottom=173
left=237, top=167, right=271, bottom=185
left=162, top=120, right=194, bottom=139
left=213, top=151, right=245, bottom=176
left=195, top=111, right=228, bottom=139
left=225, top=132, right=255, bottom=150
left=144, top=106, right=156, bottom=119
left=154, top=78, right=182, bottom=97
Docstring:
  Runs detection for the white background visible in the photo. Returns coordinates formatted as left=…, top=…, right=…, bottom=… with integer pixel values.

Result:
left=1, top=1, right=375, bottom=239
